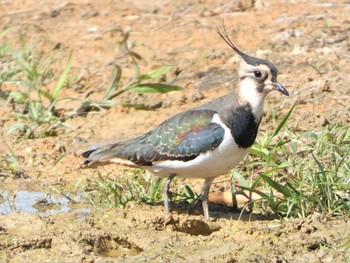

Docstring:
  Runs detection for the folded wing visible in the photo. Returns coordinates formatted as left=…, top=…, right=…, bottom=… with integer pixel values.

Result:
left=82, top=110, right=225, bottom=166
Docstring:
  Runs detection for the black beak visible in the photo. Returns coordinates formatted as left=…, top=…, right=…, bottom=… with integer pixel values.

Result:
left=274, top=83, right=289, bottom=96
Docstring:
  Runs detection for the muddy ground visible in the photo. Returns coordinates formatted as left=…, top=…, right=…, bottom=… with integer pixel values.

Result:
left=0, top=0, right=349, bottom=262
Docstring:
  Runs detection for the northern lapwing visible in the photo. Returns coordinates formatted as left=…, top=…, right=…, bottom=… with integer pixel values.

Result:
left=82, top=27, right=289, bottom=220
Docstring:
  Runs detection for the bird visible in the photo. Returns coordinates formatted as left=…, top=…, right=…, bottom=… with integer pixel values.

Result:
left=81, top=26, right=289, bottom=220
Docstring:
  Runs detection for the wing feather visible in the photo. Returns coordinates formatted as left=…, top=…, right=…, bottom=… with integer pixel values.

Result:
left=83, top=109, right=225, bottom=166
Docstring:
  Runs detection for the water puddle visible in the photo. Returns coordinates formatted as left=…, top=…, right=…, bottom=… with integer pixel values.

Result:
left=0, top=189, right=91, bottom=217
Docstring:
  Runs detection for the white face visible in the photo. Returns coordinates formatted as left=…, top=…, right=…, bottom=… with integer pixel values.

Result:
left=238, top=62, right=278, bottom=94
left=236, top=61, right=279, bottom=118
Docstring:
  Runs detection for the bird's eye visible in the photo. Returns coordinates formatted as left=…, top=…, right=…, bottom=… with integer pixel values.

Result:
left=253, top=70, right=262, bottom=78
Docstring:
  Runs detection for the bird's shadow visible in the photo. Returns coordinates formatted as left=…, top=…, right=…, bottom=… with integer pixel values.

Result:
left=150, top=200, right=279, bottom=222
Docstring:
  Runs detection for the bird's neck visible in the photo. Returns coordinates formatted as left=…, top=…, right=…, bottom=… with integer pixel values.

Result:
left=237, top=79, right=265, bottom=120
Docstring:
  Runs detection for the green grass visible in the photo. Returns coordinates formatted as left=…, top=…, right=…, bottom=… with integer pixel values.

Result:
left=77, top=169, right=199, bottom=209
left=77, top=64, right=181, bottom=113
left=7, top=53, right=73, bottom=138
left=0, top=36, right=77, bottom=138
left=76, top=29, right=181, bottom=113
left=232, top=104, right=350, bottom=217
left=0, top=28, right=181, bottom=138
left=0, top=146, right=24, bottom=178
left=79, top=169, right=164, bottom=209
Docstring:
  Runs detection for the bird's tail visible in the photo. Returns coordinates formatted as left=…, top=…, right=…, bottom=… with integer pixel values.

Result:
left=81, top=142, right=138, bottom=168
left=81, top=148, right=98, bottom=165
left=81, top=143, right=121, bottom=166
left=81, top=149, right=96, bottom=159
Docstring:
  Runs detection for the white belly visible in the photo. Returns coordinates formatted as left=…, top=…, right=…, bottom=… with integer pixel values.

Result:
left=143, top=114, right=249, bottom=179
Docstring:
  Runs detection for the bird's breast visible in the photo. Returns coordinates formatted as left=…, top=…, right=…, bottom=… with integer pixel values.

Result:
left=223, top=105, right=261, bottom=149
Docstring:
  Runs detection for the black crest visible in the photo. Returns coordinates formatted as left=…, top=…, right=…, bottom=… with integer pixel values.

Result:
left=216, top=25, right=278, bottom=76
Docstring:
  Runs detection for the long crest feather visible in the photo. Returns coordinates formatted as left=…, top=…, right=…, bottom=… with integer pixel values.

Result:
left=215, top=25, right=250, bottom=60
left=216, top=23, right=278, bottom=71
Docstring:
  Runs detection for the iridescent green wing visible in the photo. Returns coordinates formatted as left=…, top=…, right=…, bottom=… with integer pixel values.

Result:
left=123, top=109, right=225, bottom=165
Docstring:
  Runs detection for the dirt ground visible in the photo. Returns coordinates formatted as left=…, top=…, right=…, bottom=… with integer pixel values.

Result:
left=0, top=0, right=350, bottom=262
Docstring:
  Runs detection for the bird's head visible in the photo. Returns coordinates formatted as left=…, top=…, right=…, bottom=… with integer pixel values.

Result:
left=216, top=26, right=289, bottom=100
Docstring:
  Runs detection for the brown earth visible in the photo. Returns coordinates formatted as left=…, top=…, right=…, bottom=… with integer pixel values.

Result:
left=0, top=0, right=349, bottom=262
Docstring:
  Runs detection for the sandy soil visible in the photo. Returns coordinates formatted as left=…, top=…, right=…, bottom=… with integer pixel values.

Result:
left=0, top=0, right=349, bottom=262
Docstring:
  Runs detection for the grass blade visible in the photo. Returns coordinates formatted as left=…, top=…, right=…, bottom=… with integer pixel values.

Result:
left=271, top=102, right=296, bottom=138
left=260, top=174, right=292, bottom=198
left=126, top=83, right=182, bottom=93
left=103, top=64, right=122, bottom=100
left=51, top=54, right=72, bottom=102
left=139, top=66, right=172, bottom=81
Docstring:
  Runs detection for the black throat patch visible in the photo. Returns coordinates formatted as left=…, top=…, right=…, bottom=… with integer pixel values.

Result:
left=222, top=105, right=261, bottom=148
